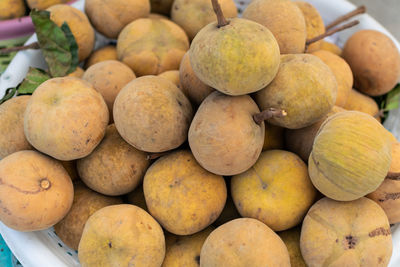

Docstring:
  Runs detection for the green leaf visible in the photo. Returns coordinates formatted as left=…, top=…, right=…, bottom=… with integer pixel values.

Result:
left=17, top=67, right=51, bottom=95
left=383, top=84, right=400, bottom=111
left=61, top=22, right=79, bottom=74
left=0, top=87, right=17, bottom=105
left=30, top=9, right=78, bottom=77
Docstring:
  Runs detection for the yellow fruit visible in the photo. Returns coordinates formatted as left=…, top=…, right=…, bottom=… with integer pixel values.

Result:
left=26, top=0, right=67, bottom=10
left=309, top=111, right=392, bottom=201
left=255, top=54, right=337, bottom=129
left=320, top=40, right=342, bottom=56
left=158, top=70, right=181, bottom=89
left=344, top=88, right=381, bottom=121
left=189, top=18, right=280, bottom=95
left=66, top=67, right=84, bottom=78
left=150, top=0, right=174, bottom=15
left=85, top=45, right=118, bottom=69
left=263, top=124, right=284, bottom=151
left=231, top=150, right=316, bottom=231
left=78, top=204, right=165, bottom=267
left=278, top=227, right=306, bottom=267
left=0, top=0, right=26, bottom=20
left=143, top=150, right=226, bottom=235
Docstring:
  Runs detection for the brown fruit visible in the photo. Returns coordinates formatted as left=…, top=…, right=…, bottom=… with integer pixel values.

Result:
left=150, top=0, right=174, bottom=15
left=78, top=204, right=165, bottom=267
left=189, top=91, right=264, bottom=176
left=342, top=30, right=400, bottom=96
left=344, top=88, right=381, bottom=121
left=312, top=50, right=353, bottom=107
left=243, top=0, right=306, bottom=54
left=295, top=1, right=325, bottom=52
left=0, top=96, right=32, bottom=159
left=113, top=75, right=193, bottom=153
left=171, top=0, right=237, bottom=40
left=82, top=60, right=136, bottom=119
left=126, top=184, right=147, bottom=211
left=24, top=77, right=109, bottom=161
left=117, top=18, right=189, bottom=76
left=77, top=124, right=149, bottom=196
left=255, top=54, right=337, bottom=129
left=85, top=45, right=118, bottom=69
left=143, top=150, right=227, bottom=235
left=301, top=197, right=392, bottom=267
left=0, top=150, right=73, bottom=231
left=231, top=150, right=316, bottom=231
left=285, top=106, right=344, bottom=162
left=213, top=194, right=240, bottom=227
left=54, top=182, right=122, bottom=250
left=179, top=52, right=214, bottom=106
left=48, top=5, right=95, bottom=61
left=85, top=0, right=150, bottom=39
left=60, top=161, right=79, bottom=181
left=200, top=218, right=290, bottom=267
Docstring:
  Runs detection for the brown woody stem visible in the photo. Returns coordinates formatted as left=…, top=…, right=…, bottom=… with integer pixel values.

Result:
left=253, top=108, right=287, bottom=125
left=0, top=42, right=40, bottom=55
left=306, top=20, right=359, bottom=46
left=146, top=152, right=169, bottom=160
left=326, top=6, right=366, bottom=30
left=386, top=172, right=400, bottom=180
left=211, top=0, right=229, bottom=28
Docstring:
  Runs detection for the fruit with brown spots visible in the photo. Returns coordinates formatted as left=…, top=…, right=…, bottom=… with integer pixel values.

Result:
left=243, top=0, right=306, bottom=54
left=309, top=111, right=392, bottom=201
left=231, top=150, right=316, bottom=231
left=311, top=50, right=353, bottom=107
left=285, top=106, right=344, bottom=162
left=54, top=182, right=122, bottom=250
left=24, top=77, right=109, bottom=161
left=83, top=60, right=136, bottom=119
left=200, top=218, right=290, bottom=267
left=48, top=4, right=95, bottom=61
left=158, top=70, right=181, bottom=89
left=278, top=227, right=306, bottom=267
left=77, top=124, right=149, bottom=196
left=113, top=75, right=193, bottom=153
left=342, top=30, right=400, bottom=96
left=85, top=0, right=150, bottom=39
left=171, top=0, right=237, bottom=40
left=255, top=54, right=337, bottom=129
left=117, top=18, right=189, bottom=76
left=344, top=88, right=381, bottom=121
left=179, top=52, right=214, bottom=106
left=0, top=150, right=73, bottom=231
left=0, top=96, right=32, bottom=159
left=162, top=227, right=214, bottom=267
left=301, top=197, right=392, bottom=267
left=78, top=204, right=165, bottom=267
left=295, top=1, right=325, bottom=52
left=189, top=91, right=265, bottom=176
left=143, top=150, right=226, bottom=235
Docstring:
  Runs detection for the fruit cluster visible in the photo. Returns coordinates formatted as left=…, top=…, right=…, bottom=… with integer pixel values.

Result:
left=1, top=0, right=400, bottom=266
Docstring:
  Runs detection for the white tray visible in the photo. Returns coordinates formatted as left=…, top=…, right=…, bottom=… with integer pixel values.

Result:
left=0, top=0, right=400, bottom=266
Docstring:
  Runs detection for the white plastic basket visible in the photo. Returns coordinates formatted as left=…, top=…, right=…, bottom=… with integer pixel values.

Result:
left=0, top=0, right=400, bottom=266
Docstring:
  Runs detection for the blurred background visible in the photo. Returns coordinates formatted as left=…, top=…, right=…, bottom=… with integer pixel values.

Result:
left=350, top=0, right=400, bottom=40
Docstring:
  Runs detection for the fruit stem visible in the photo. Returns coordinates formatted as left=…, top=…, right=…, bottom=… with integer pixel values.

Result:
left=211, top=0, right=229, bottom=28
left=326, top=6, right=366, bottom=31
left=386, top=172, right=400, bottom=180
left=0, top=42, right=40, bottom=55
left=306, top=20, right=359, bottom=46
left=253, top=108, right=287, bottom=125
